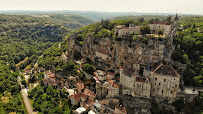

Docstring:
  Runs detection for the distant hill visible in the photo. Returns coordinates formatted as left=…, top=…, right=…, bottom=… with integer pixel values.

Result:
left=1, top=10, right=202, bottom=21
left=36, top=14, right=94, bottom=30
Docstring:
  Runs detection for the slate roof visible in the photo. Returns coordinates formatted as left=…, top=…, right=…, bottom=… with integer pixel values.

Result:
left=149, top=21, right=171, bottom=25
left=152, top=64, right=180, bottom=78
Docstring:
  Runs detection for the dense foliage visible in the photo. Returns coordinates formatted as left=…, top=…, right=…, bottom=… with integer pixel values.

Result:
left=173, top=16, right=203, bottom=87
left=0, top=61, right=26, bottom=113
left=28, top=84, right=71, bottom=114
left=0, top=15, right=69, bottom=70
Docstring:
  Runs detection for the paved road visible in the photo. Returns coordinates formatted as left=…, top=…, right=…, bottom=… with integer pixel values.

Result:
left=21, top=88, right=34, bottom=114
left=18, top=77, right=34, bottom=114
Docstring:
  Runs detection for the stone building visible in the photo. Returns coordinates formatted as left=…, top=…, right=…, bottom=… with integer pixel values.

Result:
left=151, top=64, right=180, bottom=99
left=120, top=68, right=151, bottom=98
left=115, top=24, right=142, bottom=37
left=107, top=80, right=119, bottom=98
left=149, top=21, right=172, bottom=35
left=115, top=14, right=179, bottom=36
left=119, top=62, right=180, bottom=100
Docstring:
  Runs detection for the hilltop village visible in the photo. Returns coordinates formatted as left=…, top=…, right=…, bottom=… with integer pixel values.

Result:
left=21, top=14, right=203, bottom=114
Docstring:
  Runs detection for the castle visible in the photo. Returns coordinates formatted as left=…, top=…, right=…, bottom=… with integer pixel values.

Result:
left=115, top=14, right=179, bottom=37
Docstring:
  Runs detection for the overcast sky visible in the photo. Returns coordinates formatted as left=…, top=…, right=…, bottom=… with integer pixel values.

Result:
left=0, top=0, right=203, bottom=15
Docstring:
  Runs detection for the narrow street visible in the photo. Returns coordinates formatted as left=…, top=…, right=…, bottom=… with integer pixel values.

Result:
left=16, top=55, right=43, bottom=114
left=18, top=77, right=34, bottom=114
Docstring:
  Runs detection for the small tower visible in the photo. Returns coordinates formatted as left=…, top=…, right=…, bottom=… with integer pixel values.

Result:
left=174, top=14, right=179, bottom=27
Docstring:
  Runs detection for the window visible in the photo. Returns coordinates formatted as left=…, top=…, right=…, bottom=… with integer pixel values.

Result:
left=171, top=91, right=173, bottom=93
left=155, top=78, right=157, bottom=81
left=159, top=83, right=161, bottom=85
left=162, top=90, right=164, bottom=94
left=164, top=79, right=166, bottom=82
left=155, top=83, right=156, bottom=85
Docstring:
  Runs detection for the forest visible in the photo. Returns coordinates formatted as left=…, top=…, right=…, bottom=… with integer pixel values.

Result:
left=0, top=13, right=203, bottom=113
left=0, top=14, right=92, bottom=113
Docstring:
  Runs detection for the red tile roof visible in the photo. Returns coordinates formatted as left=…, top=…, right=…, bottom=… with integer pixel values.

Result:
left=97, top=50, right=109, bottom=55
left=149, top=21, right=171, bottom=25
left=109, top=80, right=119, bottom=88
left=84, top=89, right=96, bottom=98
left=107, top=72, right=115, bottom=75
left=120, top=28, right=130, bottom=30
left=115, top=25, right=126, bottom=28
left=81, top=93, right=88, bottom=99
left=69, top=93, right=82, bottom=102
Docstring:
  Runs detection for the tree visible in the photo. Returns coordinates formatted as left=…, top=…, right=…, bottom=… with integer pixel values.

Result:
left=97, top=29, right=110, bottom=37
left=172, top=99, right=185, bottom=112
left=21, top=80, right=27, bottom=88
left=82, top=64, right=94, bottom=74
left=138, top=17, right=144, bottom=23
left=167, top=16, right=172, bottom=22
left=140, top=25, right=150, bottom=35
left=158, top=29, right=163, bottom=36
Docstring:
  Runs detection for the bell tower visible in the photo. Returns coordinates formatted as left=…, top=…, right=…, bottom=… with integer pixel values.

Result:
left=174, top=14, right=179, bottom=27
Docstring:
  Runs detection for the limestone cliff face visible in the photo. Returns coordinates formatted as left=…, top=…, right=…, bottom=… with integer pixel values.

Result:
left=67, top=36, right=175, bottom=71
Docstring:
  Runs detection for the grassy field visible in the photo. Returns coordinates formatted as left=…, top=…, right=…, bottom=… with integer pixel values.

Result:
left=1, top=92, right=12, bottom=103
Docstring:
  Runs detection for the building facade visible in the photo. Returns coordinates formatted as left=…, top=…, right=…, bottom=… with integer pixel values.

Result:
left=119, top=63, right=180, bottom=100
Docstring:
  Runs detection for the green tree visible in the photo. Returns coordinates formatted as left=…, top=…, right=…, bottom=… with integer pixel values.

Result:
left=140, top=25, right=150, bottom=35
left=82, top=64, right=95, bottom=74
left=97, top=29, right=110, bottom=37
left=21, top=80, right=27, bottom=88
left=158, top=29, right=163, bottom=36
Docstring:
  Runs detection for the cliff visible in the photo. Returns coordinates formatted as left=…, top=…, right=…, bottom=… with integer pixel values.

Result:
left=67, top=35, right=175, bottom=72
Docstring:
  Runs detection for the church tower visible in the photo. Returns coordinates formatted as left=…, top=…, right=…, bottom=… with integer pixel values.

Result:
left=174, top=14, right=179, bottom=27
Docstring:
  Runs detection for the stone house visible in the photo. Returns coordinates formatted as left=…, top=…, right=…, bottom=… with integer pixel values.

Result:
left=120, top=68, right=136, bottom=90
left=149, top=21, right=172, bottom=35
left=69, top=89, right=96, bottom=106
left=120, top=67, right=151, bottom=98
left=120, top=63, right=180, bottom=100
left=184, top=87, right=199, bottom=102
left=107, top=80, right=119, bottom=98
left=84, top=88, right=96, bottom=100
left=94, top=78, right=108, bottom=98
left=115, top=14, right=179, bottom=36
left=151, top=64, right=180, bottom=99
left=69, top=93, right=83, bottom=106
left=132, top=77, right=151, bottom=98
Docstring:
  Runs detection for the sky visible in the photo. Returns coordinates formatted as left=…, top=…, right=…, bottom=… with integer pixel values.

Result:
left=0, top=0, right=203, bottom=15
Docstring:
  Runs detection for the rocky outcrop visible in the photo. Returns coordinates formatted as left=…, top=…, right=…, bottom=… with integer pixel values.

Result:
left=69, top=36, right=175, bottom=71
